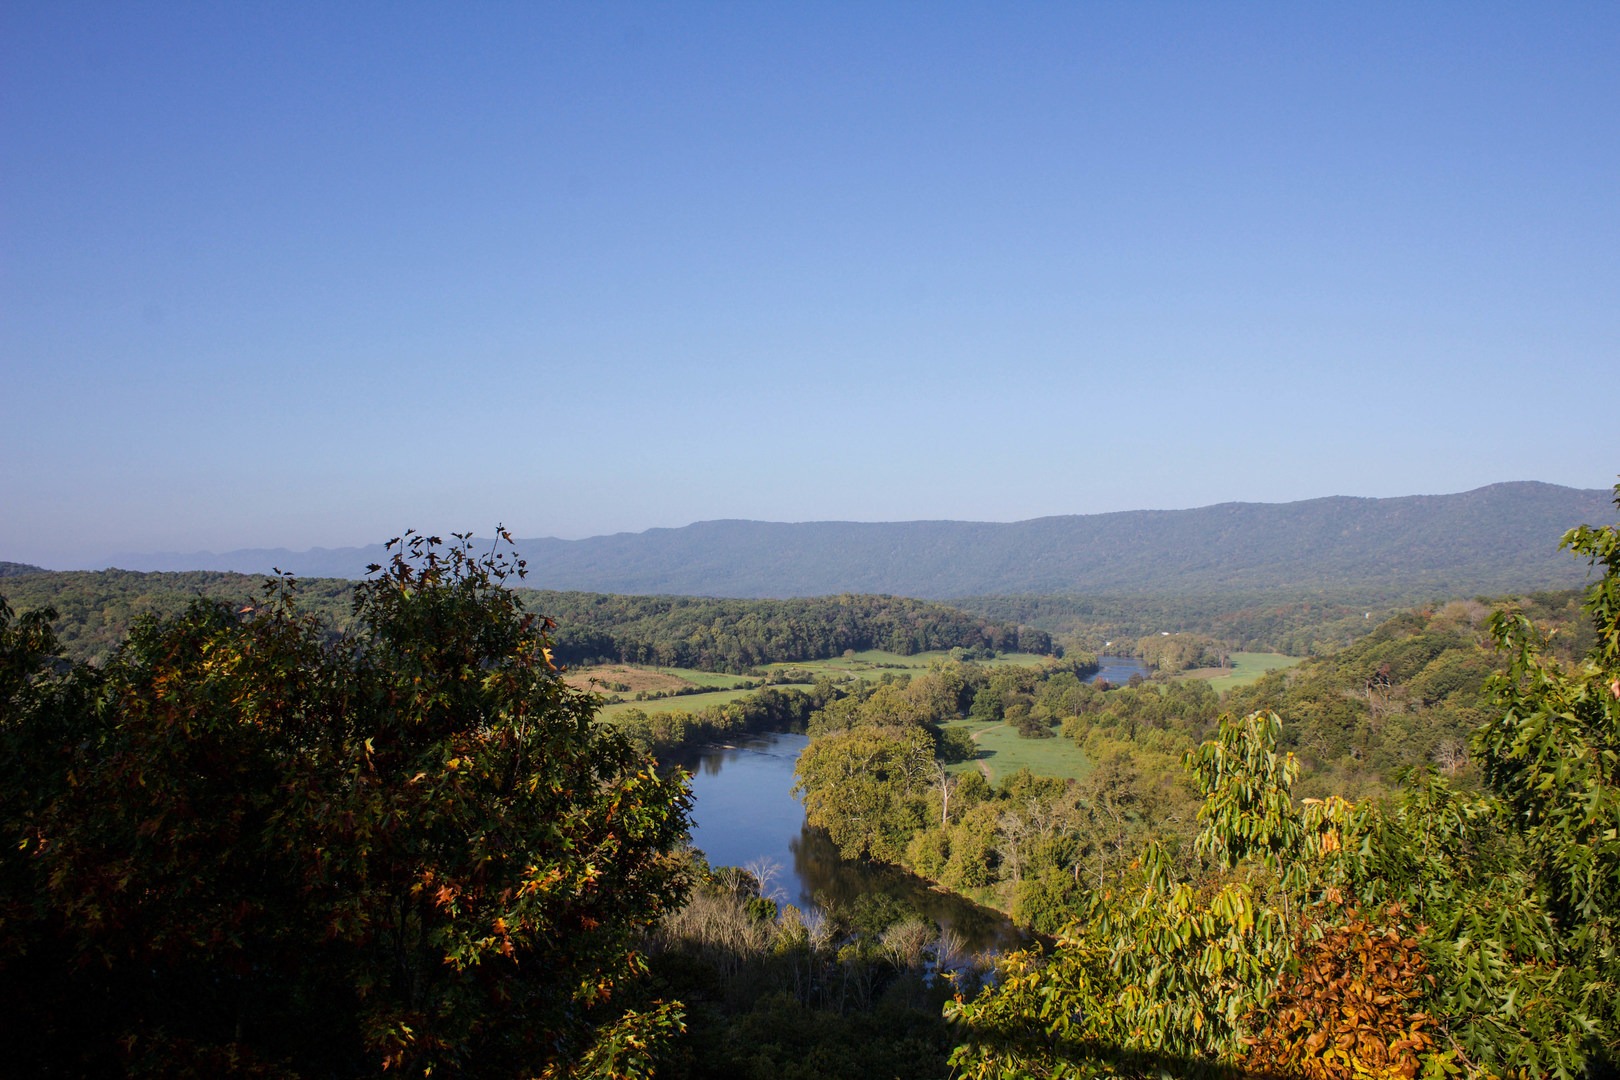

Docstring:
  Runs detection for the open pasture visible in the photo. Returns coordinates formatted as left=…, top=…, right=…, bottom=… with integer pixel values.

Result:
left=941, top=718, right=1091, bottom=784
left=562, top=663, right=755, bottom=697
left=761, top=649, right=1050, bottom=681
left=597, top=684, right=812, bottom=718
left=1176, top=652, right=1301, bottom=693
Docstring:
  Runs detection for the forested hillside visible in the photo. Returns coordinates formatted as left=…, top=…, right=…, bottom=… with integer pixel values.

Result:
left=86, top=482, right=1608, bottom=599
left=537, top=590, right=1048, bottom=671
left=958, top=590, right=1410, bottom=657
left=0, top=568, right=1039, bottom=670
left=782, top=590, right=1589, bottom=931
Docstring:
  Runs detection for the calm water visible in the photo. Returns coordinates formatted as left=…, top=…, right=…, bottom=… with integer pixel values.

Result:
left=672, top=732, right=1023, bottom=952
left=668, top=657, right=1149, bottom=951
left=1091, top=654, right=1152, bottom=684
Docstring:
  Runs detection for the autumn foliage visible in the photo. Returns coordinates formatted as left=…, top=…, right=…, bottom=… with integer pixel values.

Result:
left=0, top=531, right=691, bottom=1077
left=1244, top=901, right=1435, bottom=1079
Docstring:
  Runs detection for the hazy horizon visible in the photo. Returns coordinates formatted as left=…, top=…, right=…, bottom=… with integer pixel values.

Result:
left=2, top=477, right=1604, bottom=574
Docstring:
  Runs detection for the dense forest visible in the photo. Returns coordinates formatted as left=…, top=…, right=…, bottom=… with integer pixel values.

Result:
left=957, top=590, right=1415, bottom=657
left=783, top=590, right=1592, bottom=932
left=0, top=567, right=1041, bottom=670
left=0, top=567, right=359, bottom=663
left=533, top=590, right=1050, bottom=671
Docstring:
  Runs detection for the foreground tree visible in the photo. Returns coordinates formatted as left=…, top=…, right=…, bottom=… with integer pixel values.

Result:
left=0, top=531, right=691, bottom=1078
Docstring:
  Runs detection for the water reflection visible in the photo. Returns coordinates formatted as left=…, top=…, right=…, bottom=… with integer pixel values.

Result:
left=674, top=731, right=1023, bottom=954
left=791, top=824, right=1023, bottom=953
left=1091, top=654, right=1151, bottom=684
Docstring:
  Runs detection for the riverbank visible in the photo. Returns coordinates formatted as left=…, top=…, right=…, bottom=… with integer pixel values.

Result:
left=674, top=731, right=1024, bottom=953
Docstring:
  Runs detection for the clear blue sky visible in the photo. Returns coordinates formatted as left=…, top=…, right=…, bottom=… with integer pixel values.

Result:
left=4, top=3, right=1616, bottom=568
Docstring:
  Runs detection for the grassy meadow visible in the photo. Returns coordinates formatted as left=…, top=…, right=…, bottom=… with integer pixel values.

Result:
left=562, top=664, right=753, bottom=695
left=573, top=650, right=1055, bottom=718
left=941, top=718, right=1092, bottom=783
left=1175, top=651, right=1301, bottom=692
left=760, top=648, right=1050, bottom=678
left=574, top=649, right=1299, bottom=776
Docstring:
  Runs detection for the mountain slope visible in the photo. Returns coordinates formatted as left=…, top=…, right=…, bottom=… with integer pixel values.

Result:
left=90, top=482, right=1612, bottom=599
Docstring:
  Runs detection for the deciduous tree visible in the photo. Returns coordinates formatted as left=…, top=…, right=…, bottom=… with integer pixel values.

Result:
left=0, top=531, right=691, bottom=1078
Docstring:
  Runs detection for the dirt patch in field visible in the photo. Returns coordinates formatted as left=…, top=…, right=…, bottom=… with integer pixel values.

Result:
left=562, top=665, right=695, bottom=695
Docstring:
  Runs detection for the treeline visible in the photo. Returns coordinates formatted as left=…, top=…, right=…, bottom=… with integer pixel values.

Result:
left=610, top=684, right=834, bottom=757
left=0, top=567, right=355, bottom=663
left=958, top=590, right=1451, bottom=657
left=1133, top=631, right=1227, bottom=673
left=528, top=590, right=1050, bottom=672
left=0, top=567, right=1046, bottom=671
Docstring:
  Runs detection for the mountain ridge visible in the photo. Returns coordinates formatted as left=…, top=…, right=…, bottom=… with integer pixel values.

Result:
left=66, top=481, right=1614, bottom=599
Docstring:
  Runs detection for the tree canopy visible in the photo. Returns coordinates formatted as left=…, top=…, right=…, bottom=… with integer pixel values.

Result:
left=0, top=531, right=691, bottom=1077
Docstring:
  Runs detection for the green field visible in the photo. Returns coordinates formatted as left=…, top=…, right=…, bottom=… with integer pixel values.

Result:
left=941, top=718, right=1091, bottom=783
left=760, top=649, right=1050, bottom=680
left=597, top=684, right=813, bottom=718
left=659, top=668, right=757, bottom=688
left=589, top=648, right=1056, bottom=729
left=1178, top=651, right=1302, bottom=693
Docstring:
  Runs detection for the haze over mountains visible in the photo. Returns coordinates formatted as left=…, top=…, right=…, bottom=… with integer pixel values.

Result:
left=76, top=483, right=1610, bottom=600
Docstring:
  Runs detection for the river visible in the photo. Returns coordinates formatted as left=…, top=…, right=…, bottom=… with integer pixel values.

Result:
left=672, top=731, right=1024, bottom=952
left=667, top=655, right=1150, bottom=951
left=671, top=655, right=1146, bottom=953
left=1091, top=654, right=1152, bottom=684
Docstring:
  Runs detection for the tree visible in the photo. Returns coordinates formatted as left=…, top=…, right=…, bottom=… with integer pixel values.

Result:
left=794, top=724, right=934, bottom=862
left=0, top=531, right=691, bottom=1078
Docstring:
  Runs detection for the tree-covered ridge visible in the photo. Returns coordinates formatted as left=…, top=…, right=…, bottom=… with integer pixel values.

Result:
left=532, top=590, right=1048, bottom=672
left=957, top=590, right=1419, bottom=657
left=0, top=567, right=1040, bottom=670
left=1220, top=591, right=1592, bottom=801
left=88, top=482, right=1609, bottom=599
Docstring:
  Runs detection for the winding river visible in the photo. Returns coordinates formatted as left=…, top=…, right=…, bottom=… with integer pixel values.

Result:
left=669, top=655, right=1150, bottom=952
left=671, top=732, right=1023, bottom=952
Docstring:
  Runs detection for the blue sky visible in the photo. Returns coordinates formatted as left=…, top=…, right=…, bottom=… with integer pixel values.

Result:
left=3, top=3, right=1616, bottom=568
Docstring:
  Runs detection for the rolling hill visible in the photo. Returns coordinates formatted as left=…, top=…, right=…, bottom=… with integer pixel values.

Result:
left=84, top=482, right=1612, bottom=599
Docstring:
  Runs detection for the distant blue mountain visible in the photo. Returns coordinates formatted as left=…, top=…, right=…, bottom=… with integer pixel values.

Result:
left=94, top=482, right=1613, bottom=599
